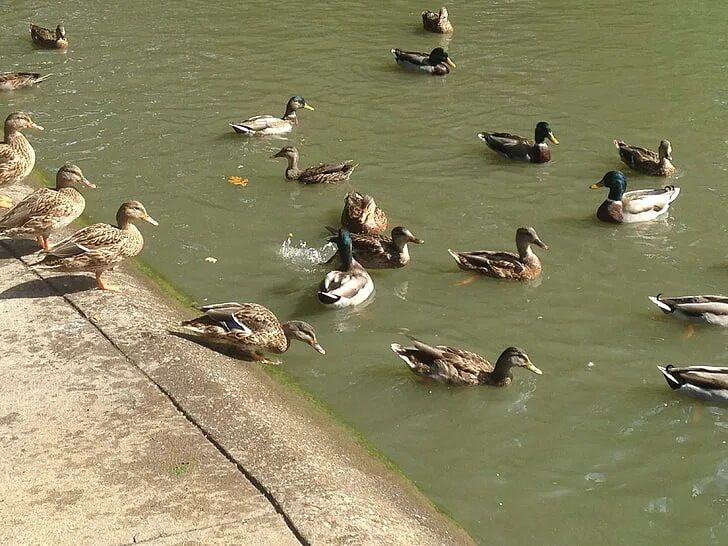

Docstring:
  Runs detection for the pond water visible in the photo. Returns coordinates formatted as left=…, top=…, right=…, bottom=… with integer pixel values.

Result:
left=4, top=1, right=728, bottom=543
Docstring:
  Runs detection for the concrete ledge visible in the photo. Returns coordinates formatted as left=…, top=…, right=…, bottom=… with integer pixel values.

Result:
left=0, top=177, right=474, bottom=545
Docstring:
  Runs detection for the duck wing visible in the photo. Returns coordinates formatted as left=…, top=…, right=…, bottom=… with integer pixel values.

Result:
left=622, top=187, right=679, bottom=214
left=615, top=140, right=659, bottom=166
left=391, top=49, right=429, bottom=66
left=299, top=161, right=357, bottom=184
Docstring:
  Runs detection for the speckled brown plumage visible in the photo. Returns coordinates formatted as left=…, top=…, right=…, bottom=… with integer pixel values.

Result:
left=271, top=146, right=357, bottom=184
left=340, top=192, right=388, bottom=235
left=30, top=24, right=68, bottom=49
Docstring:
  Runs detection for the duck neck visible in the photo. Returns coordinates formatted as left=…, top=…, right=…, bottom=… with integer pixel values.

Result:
left=282, top=107, right=298, bottom=123
left=116, top=210, right=136, bottom=231
left=3, top=124, right=28, bottom=150
left=484, top=355, right=513, bottom=384
left=607, top=185, right=625, bottom=201
left=516, top=239, right=533, bottom=261
left=283, top=155, right=301, bottom=179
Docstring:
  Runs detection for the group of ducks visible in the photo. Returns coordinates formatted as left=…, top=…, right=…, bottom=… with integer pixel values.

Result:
left=1, top=14, right=725, bottom=396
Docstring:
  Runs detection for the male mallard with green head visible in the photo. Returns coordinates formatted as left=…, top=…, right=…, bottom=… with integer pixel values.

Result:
left=0, top=112, right=44, bottom=208
left=477, top=121, right=559, bottom=163
left=614, top=139, right=675, bottom=176
left=271, top=146, right=357, bottom=184
left=657, top=365, right=728, bottom=403
left=230, top=96, right=314, bottom=135
left=648, top=294, right=728, bottom=327
left=30, top=24, right=68, bottom=49
left=390, top=47, right=456, bottom=75
left=590, top=170, right=680, bottom=223
left=448, top=226, right=548, bottom=281
left=180, top=302, right=325, bottom=364
left=391, top=336, right=542, bottom=386
left=0, top=164, right=95, bottom=250
left=35, top=200, right=158, bottom=291
left=318, top=228, right=374, bottom=308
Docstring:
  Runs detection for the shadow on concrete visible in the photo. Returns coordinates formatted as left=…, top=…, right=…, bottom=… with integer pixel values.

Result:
left=0, top=275, right=96, bottom=299
left=168, top=330, right=261, bottom=363
left=0, top=239, right=43, bottom=259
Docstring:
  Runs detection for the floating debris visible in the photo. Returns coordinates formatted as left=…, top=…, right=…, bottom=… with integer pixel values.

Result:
left=227, top=175, right=248, bottom=186
left=205, top=256, right=218, bottom=263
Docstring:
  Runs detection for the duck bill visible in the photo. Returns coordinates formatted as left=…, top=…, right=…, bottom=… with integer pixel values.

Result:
left=270, top=150, right=285, bottom=159
left=590, top=180, right=605, bottom=189
left=143, top=214, right=159, bottom=226
left=311, top=340, right=326, bottom=354
left=445, top=58, right=457, bottom=68
left=534, top=238, right=548, bottom=250
left=411, top=238, right=425, bottom=244
left=82, top=177, right=97, bottom=189
left=302, top=104, right=315, bottom=111
left=547, top=132, right=559, bottom=144
left=525, top=360, right=543, bottom=375
left=30, top=122, right=44, bottom=131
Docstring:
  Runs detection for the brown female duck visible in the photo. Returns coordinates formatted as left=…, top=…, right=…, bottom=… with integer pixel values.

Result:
left=614, top=139, right=675, bottom=176
left=30, top=24, right=68, bottom=49
left=391, top=336, right=542, bottom=386
left=448, top=226, right=548, bottom=280
left=0, top=164, right=95, bottom=250
left=0, top=112, right=44, bottom=208
left=181, top=302, right=325, bottom=364
left=0, top=72, right=52, bottom=91
left=326, top=225, right=423, bottom=269
left=35, top=200, right=158, bottom=291
left=422, top=7, right=453, bottom=33
left=340, top=191, right=388, bottom=235
left=271, top=146, right=357, bottom=184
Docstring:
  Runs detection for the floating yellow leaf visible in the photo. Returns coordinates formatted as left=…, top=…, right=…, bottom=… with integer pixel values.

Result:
left=227, top=175, right=249, bottom=186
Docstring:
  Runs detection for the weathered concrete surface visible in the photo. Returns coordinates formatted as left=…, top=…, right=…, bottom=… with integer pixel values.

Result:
left=0, top=178, right=475, bottom=545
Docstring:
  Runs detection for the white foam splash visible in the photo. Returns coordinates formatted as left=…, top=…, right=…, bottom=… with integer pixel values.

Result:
left=278, top=236, right=336, bottom=272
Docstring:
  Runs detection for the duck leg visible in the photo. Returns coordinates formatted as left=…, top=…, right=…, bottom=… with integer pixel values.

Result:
left=96, top=272, right=121, bottom=292
left=36, top=235, right=49, bottom=250
left=456, top=274, right=479, bottom=286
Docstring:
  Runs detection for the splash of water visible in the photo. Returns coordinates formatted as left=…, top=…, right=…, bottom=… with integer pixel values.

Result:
left=278, top=236, right=336, bottom=272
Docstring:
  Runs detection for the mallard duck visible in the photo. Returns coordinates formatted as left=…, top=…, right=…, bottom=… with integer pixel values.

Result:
left=0, top=72, right=52, bottom=91
left=340, top=191, right=387, bottom=235
left=477, top=121, right=559, bottom=163
left=391, top=336, right=542, bottom=386
left=657, top=365, right=728, bottom=403
left=35, top=200, right=157, bottom=291
left=180, top=302, right=325, bottom=364
left=648, top=294, right=728, bottom=327
left=271, top=146, right=357, bottom=184
left=318, top=228, right=374, bottom=307
left=614, top=139, right=675, bottom=177
left=590, top=170, right=680, bottom=223
left=325, top=225, right=423, bottom=269
left=0, top=164, right=95, bottom=250
left=229, top=96, right=314, bottom=135
left=0, top=112, right=44, bottom=208
left=390, top=47, right=456, bottom=75
left=30, top=24, right=68, bottom=49
left=448, top=226, right=548, bottom=281
left=422, top=7, right=453, bottom=33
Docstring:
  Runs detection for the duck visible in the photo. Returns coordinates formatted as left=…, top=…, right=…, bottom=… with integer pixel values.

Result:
left=0, top=112, right=44, bottom=208
left=590, top=170, right=680, bottom=223
left=180, top=302, right=325, bottom=364
left=390, top=47, right=456, bottom=75
left=448, top=226, right=548, bottom=281
left=614, top=139, right=675, bottom=177
left=229, top=96, right=314, bottom=135
left=0, top=72, right=52, bottom=91
left=318, top=228, right=374, bottom=308
left=30, top=24, right=68, bottom=49
left=477, top=121, right=559, bottom=163
left=657, top=365, right=728, bottom=403
left=422, top=7, right=453, bottom=33
left=271, top=146, right=357, bottom=184
left=340, top=191, right=388, bottom=235
left=34, top=200, right=158, bottom=291
left=0, top=164, right=95, bottom=250
left=391, top=336, right=542, bottom=386
left=648, top=294, right=728, bottom=327
left=325, top=225, right=423, bottom=269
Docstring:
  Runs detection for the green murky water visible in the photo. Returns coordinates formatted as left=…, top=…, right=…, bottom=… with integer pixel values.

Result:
left=5, top=1, right=728, bottom=542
